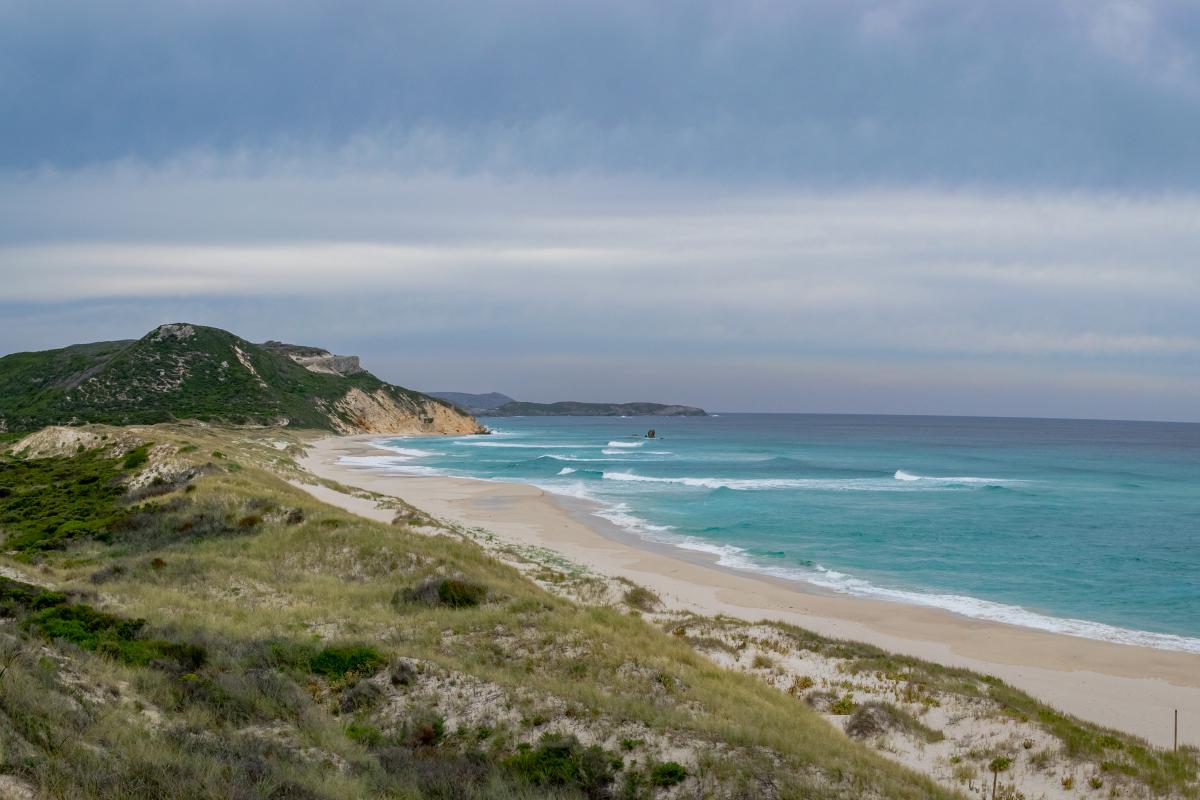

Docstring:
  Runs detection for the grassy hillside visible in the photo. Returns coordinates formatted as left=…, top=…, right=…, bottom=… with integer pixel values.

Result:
left=0, top=324, right=469, bottom=434
left=0, top=426, right=958, bottom=800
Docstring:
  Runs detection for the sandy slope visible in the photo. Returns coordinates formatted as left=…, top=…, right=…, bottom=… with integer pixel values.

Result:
left=299, top=435, right=1200, bottom=749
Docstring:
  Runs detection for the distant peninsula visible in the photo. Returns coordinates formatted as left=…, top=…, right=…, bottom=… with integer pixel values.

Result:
left=430, top=392, right=706, bottom=417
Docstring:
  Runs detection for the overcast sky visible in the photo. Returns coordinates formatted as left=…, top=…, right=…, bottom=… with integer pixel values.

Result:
left=3, top=1, right=1199, bottom=420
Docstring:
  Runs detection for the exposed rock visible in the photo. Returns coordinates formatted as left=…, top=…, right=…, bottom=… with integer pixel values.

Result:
left=330, top=388, right=484, bottom=435
left=9, top=426, right=106, bottom=458
left=150, top=323, right=195, bottom=341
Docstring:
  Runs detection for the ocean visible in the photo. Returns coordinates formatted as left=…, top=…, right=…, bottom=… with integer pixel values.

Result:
left=348, top=414, right=1200, bottom=653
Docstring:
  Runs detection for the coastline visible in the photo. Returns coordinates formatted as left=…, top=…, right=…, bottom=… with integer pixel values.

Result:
left=300, top=434, right=1200, bottom=748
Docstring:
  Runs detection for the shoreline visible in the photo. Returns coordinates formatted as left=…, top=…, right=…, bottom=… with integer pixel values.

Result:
left=300, top=434, right=1200, bottom=748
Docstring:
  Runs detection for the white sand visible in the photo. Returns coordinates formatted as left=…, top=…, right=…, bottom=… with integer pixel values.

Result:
left=298, top=435, right=1200, bottom=749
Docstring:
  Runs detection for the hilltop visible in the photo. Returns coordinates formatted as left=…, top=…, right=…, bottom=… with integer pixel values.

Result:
left=0, top=324, right=483, bottom=435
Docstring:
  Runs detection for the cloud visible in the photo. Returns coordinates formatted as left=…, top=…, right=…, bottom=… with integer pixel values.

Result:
left=3, top=1, right=1200, bottom=186
left=1, top=167, right=1197, bottom=406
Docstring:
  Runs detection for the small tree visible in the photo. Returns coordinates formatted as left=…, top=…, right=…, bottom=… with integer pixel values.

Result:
left=988, top=756, right=1012, bottom=799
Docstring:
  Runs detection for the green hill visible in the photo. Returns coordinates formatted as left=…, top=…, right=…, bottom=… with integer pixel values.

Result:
left=0, top=323, right=482, bottom=435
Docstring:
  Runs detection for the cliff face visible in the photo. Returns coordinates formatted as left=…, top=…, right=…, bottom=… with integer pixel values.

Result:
left=328, top=387, right=483, bottom=435
left=0, top=324, right=485, bottom=436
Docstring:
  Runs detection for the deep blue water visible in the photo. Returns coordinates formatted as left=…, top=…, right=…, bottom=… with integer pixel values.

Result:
left=346, top=414, right=1200, bottom=652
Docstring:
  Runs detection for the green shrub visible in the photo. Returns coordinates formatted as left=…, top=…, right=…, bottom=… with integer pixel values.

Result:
left=8, top=581, right=204, bottom=669
left=649, top=761, right=688, bottom=786
left=505, top=734, right=615, bottom=798
left=346, top=722, right=383, bottom=747
left=404, top=576, right=488, bottom=608
left=0, top=448, right=133, bottom=551
left=309, top=645, right=384, bottom=680
left=830, top=693, right=857, bottom=715
left=408, top=712, right=446, bottom=747
left=123, top=445, right=151, bottom=470
left=437, top=578, right=486, bottom=607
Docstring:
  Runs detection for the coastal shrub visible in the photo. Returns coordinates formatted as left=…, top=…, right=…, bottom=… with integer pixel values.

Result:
left=309, top=644, right=384, bottom=680
left=404, top=576, right=487, bottom=608
left=345, top=721, right=383, bottom=746
left=845, top=702, right=945, bottom=744
left=0, top=448, right=134, bottom=550
left=830, top=693, right=857, bottom=715
left=504, top=733, right=615, bottom=798
left=622, top=586, right=661, bottom=612
left=751, top=653, right=775, bottom=669
left=339, top=678, right=384, bottom=713
left=122, top=444, right=151, bottom=470
left=3, top=577, right=204, bottom=669
left=787, top=675, right=815, bottom=695
left=407, top=710, right=446, bottom=747
left=648, top=761, right=687, bottom=787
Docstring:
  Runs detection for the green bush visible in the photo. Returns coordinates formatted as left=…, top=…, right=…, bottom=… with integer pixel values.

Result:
left=0, top=448, right=134, bottom=551
left=504, top=733, right=616, bottom=798
left=649, top=761, right=688, bottom=787
left=3, top=577, right=205, bottom=669
left=438, top=578, right=486, bottom=607
left=309, top=645, right=384, bottom=680
left=122, top=445, right=151, bottom=470
left=404, top=576, right=488, bottom=608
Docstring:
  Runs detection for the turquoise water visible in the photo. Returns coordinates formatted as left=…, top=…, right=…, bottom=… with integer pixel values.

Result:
left=348, top=414, right=1200, bottom=652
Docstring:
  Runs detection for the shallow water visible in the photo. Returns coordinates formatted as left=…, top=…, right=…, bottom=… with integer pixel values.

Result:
left=355, top=414, right=1200, bottom=652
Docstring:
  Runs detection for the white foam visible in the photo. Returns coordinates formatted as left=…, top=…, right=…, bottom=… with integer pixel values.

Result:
left=605, top=440, right=645, bottom=448
left=455, top=441, right=580, bottom=449
left=601, top=471, right=910, bottom=491
left=528, top=480, right=597, bottom=502
left=894, top=469, right=1020, bottom=485
left=601, top=471, right=1016, bottom=491
left=336, top=455, right=443, bottom=476
left=798, top=565, right=1200, bottom=654
left=544, top=454, right=634, bottom=462
left=592, top=502, right=674, bottom=534
left=639, top=535, right=1200, bottom=654
left=557, top=467, right=577, bottom=475
left=375, top=445, right=438, bottom=458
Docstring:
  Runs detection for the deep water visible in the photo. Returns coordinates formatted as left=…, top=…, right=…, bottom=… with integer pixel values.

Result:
left=348, top=414, right=1200, bottom=652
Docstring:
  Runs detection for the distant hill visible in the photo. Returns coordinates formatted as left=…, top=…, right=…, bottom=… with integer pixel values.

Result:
left=485, top=401, right=706, bottom=417
left=0, top=323, right=484, bottom=435
left=428, top=391, right=516, bottom=413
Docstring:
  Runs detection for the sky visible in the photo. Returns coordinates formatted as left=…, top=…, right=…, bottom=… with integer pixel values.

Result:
left=2, top=1, right=1199, bottom=420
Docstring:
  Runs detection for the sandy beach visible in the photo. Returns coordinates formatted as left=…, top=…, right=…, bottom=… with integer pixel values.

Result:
left=300, top=434, right=1200, bottom=749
